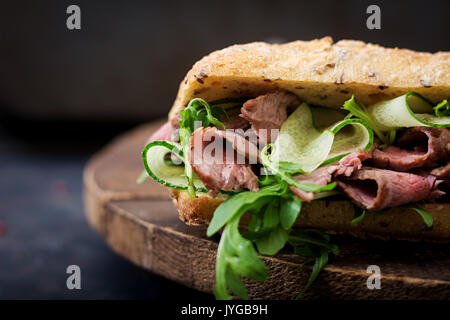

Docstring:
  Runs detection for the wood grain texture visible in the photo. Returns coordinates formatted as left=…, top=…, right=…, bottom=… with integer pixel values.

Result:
left=83, top=120, right=450, bottom=299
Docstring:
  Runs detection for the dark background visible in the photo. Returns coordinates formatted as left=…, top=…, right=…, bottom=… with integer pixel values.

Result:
left=0, top=0, right=448, bottom=299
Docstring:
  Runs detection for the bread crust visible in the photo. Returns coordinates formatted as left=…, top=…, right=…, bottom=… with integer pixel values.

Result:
left=171, top=189, right=450, bottom=242
left=167, top=37, right=450, bottom=242
left=169, top=37, right=449, bottom=121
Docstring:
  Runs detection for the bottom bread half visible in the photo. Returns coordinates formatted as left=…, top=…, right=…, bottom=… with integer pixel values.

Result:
left=170, top=189, right=450, bottom=242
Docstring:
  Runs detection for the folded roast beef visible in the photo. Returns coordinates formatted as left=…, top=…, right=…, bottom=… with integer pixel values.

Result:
left=185, top=91, right=299, bottom=194
left=240, top=91, right=300, bottom=145
left=336, top=168, right=443, bottom=211
left=188, top=127, right=259, bottom=195
left=290, top=165, right=337, bottom=202
left=431, top=163, right=450, bottom=184
left=371, top=127, right=450, bottom=171
left=289, top=149, right=371, bottom=202
left=222, top=112, right=250, bottom=130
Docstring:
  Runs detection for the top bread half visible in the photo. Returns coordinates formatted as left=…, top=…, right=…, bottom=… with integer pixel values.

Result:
left=169, top=37, right=450, bottom=121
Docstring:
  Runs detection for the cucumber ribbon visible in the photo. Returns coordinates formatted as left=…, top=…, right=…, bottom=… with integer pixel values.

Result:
left=368, top=92, right=450, bottom=130
left=272, top=103, right=374, bottom=173
left=142, top=141, right=208, bottom=192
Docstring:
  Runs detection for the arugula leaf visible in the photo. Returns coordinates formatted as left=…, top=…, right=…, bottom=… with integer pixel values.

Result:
left=197, top=106, right=232, bottom=126
left=178, top=98, right=228, bottom=198
left=215, top=210, right=268, bottom=300
left=185, top=98, right=226, bottom=130
left=296, top=250, right=329, bottom=298
left=247, top=196, right=290, bottom=256
left=211, top=182, right=338, bottom=299
left=433, top=99, right=450, bottom=117
left=280, top=197, right=302, bottom=230
left=258, top=173, right=279, bottom=186
left=388, top=129, right=396, bottom=145
left=248, top=196, right=308, bottom=257
left=261, top=144, right=337, bottom=193
left=288, top=229, right=339, bottom=298
left=350, top=204, right=387, bottom=225
left=313, top=190, right=341, bottom=200
left=254, top=225, right=289, bottom=255
left=288, top=232, right=338, bottom=298
left=278, top=161, right=306, bottom=175
left=225, top=268, right=248, bottom=300
left=293, top=245, right=318, bottom=258
left=210, top=185, right=297, bottom=299
left=409, top=205, right=434, bottom=227
left=350, top=204, right=432, bottom=228
left=342, top=95, right=391, bottom=146
left=207, top=185, right=282, bottom=237
left=245, top=198, right=280, bottom=240
left=289, top=229, right=335, bottom=251
left=350, top=209, right=366, bottom=226
left=179, top=127, right=196, bottom=198
left=248, top=212, right=263, bottom=233
left=212, top=106, right=231, bottom=122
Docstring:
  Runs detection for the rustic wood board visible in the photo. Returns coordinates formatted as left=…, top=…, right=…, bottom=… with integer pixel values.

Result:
left=83, top=120, right=450, bottom=299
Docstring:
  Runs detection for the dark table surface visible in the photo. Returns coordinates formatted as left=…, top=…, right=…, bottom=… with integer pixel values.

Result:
left=0, top=118, right=213, bottom=300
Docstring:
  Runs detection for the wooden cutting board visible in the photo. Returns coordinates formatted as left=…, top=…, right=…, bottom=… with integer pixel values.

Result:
left=83, top=120, right=450, bottom=299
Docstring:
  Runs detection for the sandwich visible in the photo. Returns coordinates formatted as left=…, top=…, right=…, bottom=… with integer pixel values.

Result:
left=140, top=37, right=450, bottom=299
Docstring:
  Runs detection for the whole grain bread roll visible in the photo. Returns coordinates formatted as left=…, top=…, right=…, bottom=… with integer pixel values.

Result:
left=169, top=37, right=449, bottom=121
left=165, top=37, right=450, bottom=242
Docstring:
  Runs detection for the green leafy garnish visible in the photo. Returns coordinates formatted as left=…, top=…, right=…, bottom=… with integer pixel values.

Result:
left=350, top=205, right=386, bottom=225
left=248, top=198, right=290, bottom=255
left=342, top=95, right=390, bottom=146
left=207, top=138, right=338, bottom=299
left=280, top=197, right=302, bottom=230
left=254, top=225, right=290, bottom=255
left=246, top=198, right=281, bottom=239
left=180, top=98, right=226, bottom=131
left=178, top=98, right=227, bottom=198
left=215, top=209, right=268, bottom=300
left=258, top=168, right=279, bottom=186
left=433, top=99, right=450, bottom=117
left=209, top=169, right=340, bottom=300
left=409, top=205, right=434, bottom=227
left=388, top=129, right=396, bottom=145
left=278, top=161, right=306, bottom=175
left=207, top=184, right=283, bottom=237
left=213, top=184, right=288, bottom=300
left=349, top=204, right=433, bottom=227
left=288, top=229, right=339, bottom=298
left=261, top=144, right=337, bottom=193
left=350, top=210, right=366, bottom=226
